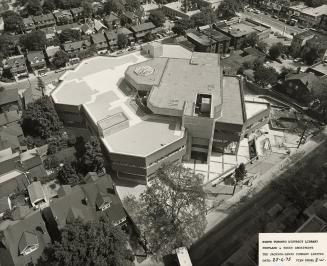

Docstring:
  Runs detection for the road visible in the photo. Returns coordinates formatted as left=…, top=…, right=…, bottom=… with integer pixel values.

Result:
left=189, top=127, right=327, bottom=266
left=242, top=11, right=304, bottom=36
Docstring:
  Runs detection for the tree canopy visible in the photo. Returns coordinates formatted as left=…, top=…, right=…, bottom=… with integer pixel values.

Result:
left=149, top=9, right=166, bottom=27
left=269, top=43, right=283, bottom=60
left=123, top=163, right=207, bottom=257
left=40, top=219, right=134, bottom=266
left=0, top=34, right=17, bottom=58
left=191, top=8, right=217, bottom=27
left=59, top=29, right=81, bottom=43
left=21, top=96, right=64, bottom=140
left=81, top=137, right=104, bottom=174
left=117, top=33, right=128, bottom=49
left=57, top=163, right=81, bottom=186
left=82, top=0, right=93, bottom=18
left=52, top=50, right=69, bottom=68
left=104, top=0, right=125, bottom=15
left=20, top=30, right=47, bottom=51
left=2, top=11, right=24, bottom=33
left=302, top=46, right=320, bottom=65
left=26, top=0, right=43, bottom=16
left=217, top=0, right=246, bottom=19
left=42, top=0, right=56, bottom=13
left=254, top=65, right=278, bottom=87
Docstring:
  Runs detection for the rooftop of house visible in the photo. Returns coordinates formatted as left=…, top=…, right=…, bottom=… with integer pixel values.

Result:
left=32, top=13, right=55, bottom=23
left=0, top=111, right=20, bottom=127
left=55, top=22, right=81, bottom=33
left=300, top=4, right=327, bottom=17
left=0, top=88, right=19, bottom=106
left=3, top=55, right=26, bottom=69
left=91, top=32, right=107, bottom=44
left=50, top=185, right=94, bottom=229
left=286, top=72, right=320, bottom=90
left=164, top=1, right=201, bottom=16
left=0, top=210, right=51, bottom=266
left=70, top=7, right=83, bottom=14
left=26, top=51, right=45, bottom=62
left=0, top=124, right=23, bottom=151
left=62, top=39, right=91, bottom=51
left=23, top=16, right=34, bottom=24
left=45, top=46, right=61, bottom=58
left=186, top=30, right=212, bottom=46
left=27, top=181, right=44, bottom=204
left=307, top=61, right=327, bottom=77
left=201, top=28, right=231, bottom=42
left=104, top=12, right=119, bottom=22
left=245, top=99, right=269, bottom=119
left=53, top=9, right=73, bottom=18
left=218, top=18, right=270, bottom=37
left=131, top=22, right=156, bottom=33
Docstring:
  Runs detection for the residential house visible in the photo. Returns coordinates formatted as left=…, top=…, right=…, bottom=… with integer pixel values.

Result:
left=290, top=29, right=327, bottom=60
left=0, top=122, right=24, bottom=152
left=40, top=26, right=57, bottom=46
left=49, top=185, right=94, bottom=229
left=62, top=40, right=92, bottom=58
left=81, top=172, right=127, bottom=226
left=287, top=4, right=327, bottom=27
left=186, top=28, right=230, bottom=54
left=213, top=18, right=271, bottom=50
left=130, top=22, right=157, bottom=41
left=0, top=87, right=21, bottom=112
left=121, top=11, right=141, bottom=25
left=26, top=51, right=46, bottom=74
left=27, top=181, right=46, bottom=208
left=70, top=7, right=84, bottom=21
left=104, top=27, right=134, bottom=49
left=0, top=110, right=20, bottom=127
left=23, top=17, right=35, bottom=33
left=45, top=46, right=61, bottom=65
left=81, top=19, right=107, bottom=35
left=141, top=3, right=159, bottom=21
left=32, top=13, right=56, bottom=29
left=53, top=9, right=73, bottom=25
left=103, top=12, right=120, bottom=29
left=55, top=22, right=81, bottom=34
left=0, top=210, right=51, bottom=266
left=2, top=55, right=28, bottom=80
left=275, top=72, right=325, bottom=105
left=90, top=33, right=109, bottom=54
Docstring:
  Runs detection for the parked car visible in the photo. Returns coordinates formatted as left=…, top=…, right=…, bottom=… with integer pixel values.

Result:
left=272, top=15, right=278, bottom=19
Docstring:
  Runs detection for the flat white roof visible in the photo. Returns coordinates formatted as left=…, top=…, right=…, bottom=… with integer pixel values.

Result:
left=164, top=1, right=201, bottom=16
left=176, top=247, right=193, bottom=266
left=52, top=45, right=189, bottom=157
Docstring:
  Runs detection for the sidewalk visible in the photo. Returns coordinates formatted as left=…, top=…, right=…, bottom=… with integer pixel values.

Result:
left=204, top=126, right=327, bottom=232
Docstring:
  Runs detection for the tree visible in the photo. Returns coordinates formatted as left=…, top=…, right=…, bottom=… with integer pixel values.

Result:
left=2, top=11, right=24, bottom=33
left=52, top=50, right=69, bottom=68
left=191, top=7, right=217, bottom=27
left=42, top=0, right=56, bottom=13
left=81, top=137, right=104, bottom=174
left=125, top=0, right=141, bottom=12
left=59, top=29, right=81, bottom=43
left=82, top=0, right=93, bottom=18
left=269, top=43, right=283, bottom=60
left=303, top=46, right=319, bottom=65
left=305, top=0, right=327, bottom=7
left=242, top=32, right=258, bottom=48
left=27, top=0, right=43, bottom=16
left=254, top=65, right=278, bottom=87
left=172, top=19, right=194, bottom=35
left=144, top=32, right=155, bottom=42
left=21, top=96, right=64, bottom=139
left=123, top=163, right=207, bottom=256
left=234, top=163, right=246, bottom=182
left=217, top=0, right=245, bottom=19
left=117, top=33, right=128, bottom=49
left=20, top=30, right=47, bottom=51
left=257, top=41, right=268, bottom=53
left=56, top=163, right=80, bottom=185
left=104, top=0, right=125, bottom=15
left=40, top=219, right=134, bottom=266
left=149, top=10, right=165, bottom=27
left=0, top=34, right=17, bottom=58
